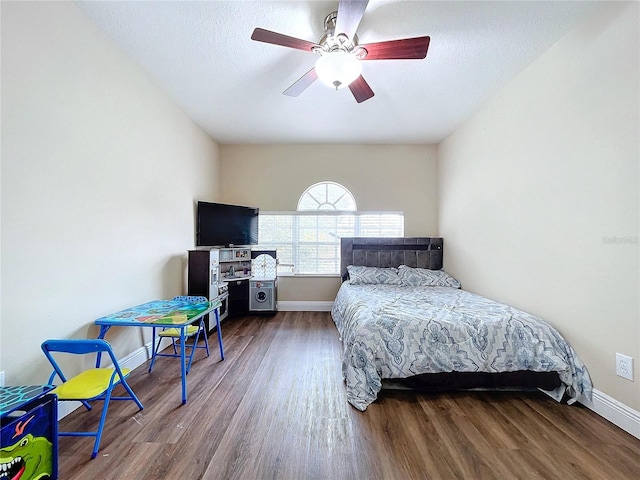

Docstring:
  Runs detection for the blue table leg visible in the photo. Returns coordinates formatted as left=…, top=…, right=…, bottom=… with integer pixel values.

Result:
left=180, top=325, right=187, bottom=404
left=95, top=325, right=111, bottom=367
left=214, top=308, right=224, bottom=361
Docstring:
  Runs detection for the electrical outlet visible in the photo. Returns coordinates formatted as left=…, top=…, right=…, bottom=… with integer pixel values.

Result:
left=616, top=353, right=634, bottom=381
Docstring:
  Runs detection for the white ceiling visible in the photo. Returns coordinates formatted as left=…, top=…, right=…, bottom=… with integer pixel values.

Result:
left=73, top=1, right=601, bottom=145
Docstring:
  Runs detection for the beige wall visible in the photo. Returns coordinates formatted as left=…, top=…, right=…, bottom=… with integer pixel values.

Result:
left=439, top=2, right=639, bottom=409
left=219, top=144, right=438, bottom=300
left=0, top=2, right=220, bottom=385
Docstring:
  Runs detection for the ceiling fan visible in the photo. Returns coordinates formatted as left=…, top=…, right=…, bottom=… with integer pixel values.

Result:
left=251, top=0, right=430, bottom=103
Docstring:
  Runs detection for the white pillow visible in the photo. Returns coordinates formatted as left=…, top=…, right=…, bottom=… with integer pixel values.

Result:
left=398, top=265, right=461, bottom=288
left=347, top=265, right=402, bottom=285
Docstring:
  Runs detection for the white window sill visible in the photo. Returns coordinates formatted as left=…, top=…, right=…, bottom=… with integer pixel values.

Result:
left=277, top=272, right=341, bottom=279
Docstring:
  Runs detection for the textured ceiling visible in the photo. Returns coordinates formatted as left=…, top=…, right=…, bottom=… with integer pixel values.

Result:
left=73, top=1, right=601, bottom=145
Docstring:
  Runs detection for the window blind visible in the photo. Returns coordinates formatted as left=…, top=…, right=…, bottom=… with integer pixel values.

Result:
left=257, top=211, right=404, bottom=275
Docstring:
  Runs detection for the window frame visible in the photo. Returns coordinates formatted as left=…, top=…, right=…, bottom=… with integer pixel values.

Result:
left=297, top=181, right=357, bottom=211
left=257, top=210, right=405, bottom=276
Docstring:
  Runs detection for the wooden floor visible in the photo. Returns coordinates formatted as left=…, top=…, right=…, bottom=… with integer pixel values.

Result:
left=59, top=311, right=640, bottom=480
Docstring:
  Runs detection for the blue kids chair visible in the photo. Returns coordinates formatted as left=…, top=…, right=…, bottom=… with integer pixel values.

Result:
left=41, top=338, right=144, bottom=459
left=148, top=295, right=222, bottom=374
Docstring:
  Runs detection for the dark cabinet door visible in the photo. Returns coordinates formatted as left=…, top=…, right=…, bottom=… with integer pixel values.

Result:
left=228, top=279, right=249, bottom=317
left=187, top=250, right=211, bottom=298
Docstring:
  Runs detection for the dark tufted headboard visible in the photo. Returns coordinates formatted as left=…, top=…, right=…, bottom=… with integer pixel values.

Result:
left=340, top=237, right=443, bottom=281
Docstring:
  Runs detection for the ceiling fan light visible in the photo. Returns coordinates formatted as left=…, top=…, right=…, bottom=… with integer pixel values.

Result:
left=315, top=52, right=362, bottom=90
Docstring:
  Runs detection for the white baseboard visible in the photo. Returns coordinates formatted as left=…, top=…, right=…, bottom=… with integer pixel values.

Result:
left=581, top=388, right=640, bottom=439
left=57, top=400, right=81, bottom=420
left=120, top=342, right=154, bottom=371
left=277, top=301, right=334, bottom=311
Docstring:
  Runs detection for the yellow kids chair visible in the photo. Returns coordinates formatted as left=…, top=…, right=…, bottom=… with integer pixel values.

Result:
left=147, top=296, right=217, bottom=374
left=41, top=338, right=144, bottom=459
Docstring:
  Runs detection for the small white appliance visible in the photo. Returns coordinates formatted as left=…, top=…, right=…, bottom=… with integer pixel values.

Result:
left=249, top=279, right=276, bottom=313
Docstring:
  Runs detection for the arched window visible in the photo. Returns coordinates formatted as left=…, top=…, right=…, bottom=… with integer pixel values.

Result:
left=297, top=182, right=356, bottom=211
left=258, top=182, right=403, bottom=275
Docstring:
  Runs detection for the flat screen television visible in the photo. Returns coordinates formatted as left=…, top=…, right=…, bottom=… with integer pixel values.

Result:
left=196, top=201, right=259, bottom=247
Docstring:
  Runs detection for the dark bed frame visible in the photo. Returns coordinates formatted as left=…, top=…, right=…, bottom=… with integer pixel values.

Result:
left=339, top=237, right=562, bottom=394
left=340, top=237, right=443, bottom=281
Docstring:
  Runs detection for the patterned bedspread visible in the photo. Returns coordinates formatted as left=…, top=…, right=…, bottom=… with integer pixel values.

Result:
left=331, top=283, right=592, bottom=411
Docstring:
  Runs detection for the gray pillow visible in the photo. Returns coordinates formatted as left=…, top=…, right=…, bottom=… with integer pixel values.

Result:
left=347, top=265, right=402, bottom=285
left=398, top=265, right=461, bottom=288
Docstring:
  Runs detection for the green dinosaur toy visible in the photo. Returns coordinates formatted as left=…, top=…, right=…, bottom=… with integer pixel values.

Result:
left=0, top=433, right=52, bottom=480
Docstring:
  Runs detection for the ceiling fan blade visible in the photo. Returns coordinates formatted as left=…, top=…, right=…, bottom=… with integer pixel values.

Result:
left=359, top=36, right=431, bottom=60
left=251, top=28, right=316, bottom=52
left=335, top=0, right=369, bottom=39
left=348, top=75, right=374, bottom=103
left=283, top=68, right=318, bottom=97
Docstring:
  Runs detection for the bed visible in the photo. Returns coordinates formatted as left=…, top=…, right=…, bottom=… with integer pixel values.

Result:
left=331, top=237, right=593, bottom=411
